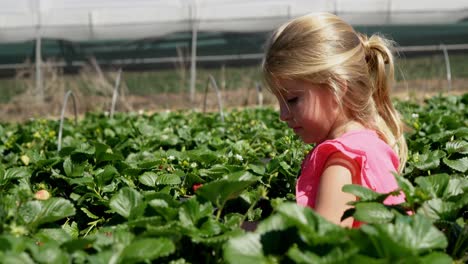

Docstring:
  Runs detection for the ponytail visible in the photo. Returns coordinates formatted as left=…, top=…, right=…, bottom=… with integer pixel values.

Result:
left=359, top=34, right=407, bottom=171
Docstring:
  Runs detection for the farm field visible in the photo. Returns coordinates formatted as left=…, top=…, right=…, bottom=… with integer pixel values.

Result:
left=0, top=93, right=467, bottom=263
left=1, top=53, right=468, bottom=124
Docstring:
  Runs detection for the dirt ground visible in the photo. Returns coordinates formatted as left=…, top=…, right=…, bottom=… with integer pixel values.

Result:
left=1, top=79, right=467, bottom=123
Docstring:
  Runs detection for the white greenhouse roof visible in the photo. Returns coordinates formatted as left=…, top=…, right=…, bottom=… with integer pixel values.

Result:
left=0, top=0, right=467, bottom=43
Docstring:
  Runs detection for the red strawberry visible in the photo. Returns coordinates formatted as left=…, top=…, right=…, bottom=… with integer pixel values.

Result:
left=192, top=183, right=203, bottom=192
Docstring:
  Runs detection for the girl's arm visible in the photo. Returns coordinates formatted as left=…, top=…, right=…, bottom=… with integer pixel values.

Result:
left=314, top=152, right=358, bottom=227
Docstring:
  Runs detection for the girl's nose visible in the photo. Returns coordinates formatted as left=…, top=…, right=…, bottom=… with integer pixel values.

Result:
left=279, top=103, right=291, bottom=121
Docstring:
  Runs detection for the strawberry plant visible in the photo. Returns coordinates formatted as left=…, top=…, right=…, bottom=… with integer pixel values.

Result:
left=0, top=93, right=466, bottom=263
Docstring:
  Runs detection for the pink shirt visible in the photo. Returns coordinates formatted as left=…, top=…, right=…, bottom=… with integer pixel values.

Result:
left=296, top=129, right=405, bottom=227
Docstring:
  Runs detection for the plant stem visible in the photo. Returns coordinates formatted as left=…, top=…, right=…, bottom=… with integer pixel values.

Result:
left=216, top=204, right=224, bottom=221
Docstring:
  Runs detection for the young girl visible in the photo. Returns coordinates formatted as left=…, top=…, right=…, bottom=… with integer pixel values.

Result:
left=262, top=13, right=407, bottom=228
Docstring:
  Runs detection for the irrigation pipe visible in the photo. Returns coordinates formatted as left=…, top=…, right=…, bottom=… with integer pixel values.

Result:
left=440, top=44, right=452, bottom=92
left=203, top=75, right=225, bottom=122
left=255, top=82, right=263, bottom=107
left=110, top=68, right=123, bottom=119
left=57, top=90, right=78, bottom=152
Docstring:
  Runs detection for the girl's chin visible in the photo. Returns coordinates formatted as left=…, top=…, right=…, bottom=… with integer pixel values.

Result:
left=298, top=136, right=318, bottom=144
left=297, top=134, right=323, bottom=145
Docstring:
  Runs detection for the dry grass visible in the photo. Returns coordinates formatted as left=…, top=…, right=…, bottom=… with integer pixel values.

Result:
left=1, top=60, right=467, bottom=123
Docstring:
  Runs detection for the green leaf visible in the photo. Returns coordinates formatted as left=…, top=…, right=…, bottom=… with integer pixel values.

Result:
left=353, top=202, right=394, bottom=224
left=127, top=216, right=164, bottom=228
left=227, top=171, right=259, bottom=181
left=428, top=130, right=455, bottom=142
left=347, top=255, right=388, bottom=264
left=199, top=164, right=244, bottom=180
left=139, top=172, right=181, bottom=187
left=223, top=233, right=268, bottom=264
left=109, top=187, right=145, bottom=219
left=1, top=167, right=30, bottom=185
left=442, top=157, right=468, bottom=173
left=444, top=177, right=467, bottom=198
left=157, top=173, right=182, bottom=185
left=418, top=252, right=452, bottom=264
left=95, top=165, right=118, bottom=187
left=63, top=159, right=88, bottom=178
left=445, top=140, right=468, bottom=154
left=35, top=228, right=72, bottom=245
left=192, top=230, right=244, bottom=245
left=158, top=133, right=180, bottom=146
left=395, top=175, right=415, bottom=198
left=273, top=202, right=346, bottom=243
left=287, top=243, right=359, bottom=264
left=342, top=185, right=388, bottom=202
left=145, top=222, right=181, bottom=237
left=196, top=179, right=256, bottom=208
left=287, top=245, right=318, bottom=264
left=69, top=143, right=95, bottom=161
left=147, top=194, right=180, bottom=221
left=119, top=238, right=175, bottom=263
left=3, top=252, right=35, bottom=264
left=19, top=198, right=76, bottom=229
left=0, top=235, right=30, bottom=253
left=187, top=148, right=219, bottom=163
left=412, top=150, right=446, bottom=171
left=137, top=123, right=155, bottom=136
left=256, top=213, right=292, bottom=234
left=248, top=164, right=266, bottom=175
left=139, top=172, right=158, bottom=187
left=62, top=221, right=79, bottom=238
left=0, top=164, right=4, bottom=180
left=178, top=198, right=213, bottom=228
left=94, top=142, right=123, bottom=163
left=194, top=217, right=223, bottom=238
left=63, top=157, right=73, bottom=177
left=61, top=237, right=95, bottom=252
left=417, top=198, right=459, bottom=221
left=415, top=174, right=450, bottom=198
left=360, top=214, right=447, bottom=257
left=68, top=176, right=94, bottom=186
left=86, top=251, right=114, bottom=264
left=28, top=244, right=70, bottom=264
left=81, top=207, right=99, bottom=219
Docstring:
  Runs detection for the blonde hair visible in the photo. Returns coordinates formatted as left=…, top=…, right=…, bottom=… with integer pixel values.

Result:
left=263, top=12, right=407, bottom=171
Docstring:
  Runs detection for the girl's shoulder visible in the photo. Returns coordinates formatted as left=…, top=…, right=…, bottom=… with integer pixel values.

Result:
left=309, top=129, right=398, bottom=166
left=324, top=129, right=390, bottom=153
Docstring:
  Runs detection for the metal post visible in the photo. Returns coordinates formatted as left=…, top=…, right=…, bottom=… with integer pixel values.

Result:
left=35, top=37, right=43, bottom=101
left=387, top=0, right=392, bottom=24
left=203, top=75, right=224, bottom=122
left=189, top=4, right=198, bottom=103
left=440, top=44, right=452, bottom=92
left=58, top=91, right=78, bottom=151
left=255, top=82, right=263, bottom=107
left=35, top=0, right=43, bottom=102
left=110, top=68, right=123, bottom=119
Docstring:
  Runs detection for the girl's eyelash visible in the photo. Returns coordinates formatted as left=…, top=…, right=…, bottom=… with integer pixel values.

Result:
left=287, top=97, right=298, bottom=103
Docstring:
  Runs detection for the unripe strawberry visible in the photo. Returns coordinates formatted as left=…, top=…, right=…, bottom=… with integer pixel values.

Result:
left=34, top=190, right=51, bottom=200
